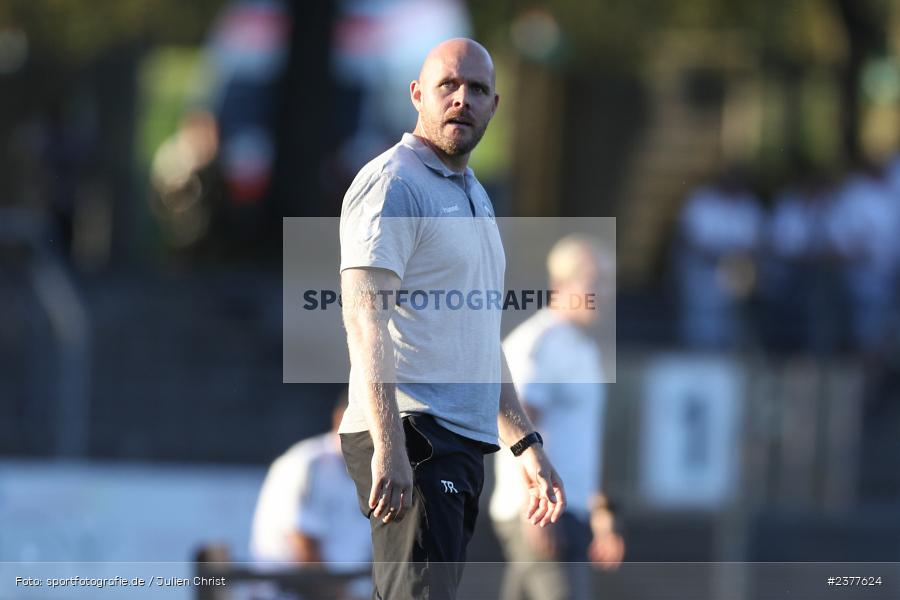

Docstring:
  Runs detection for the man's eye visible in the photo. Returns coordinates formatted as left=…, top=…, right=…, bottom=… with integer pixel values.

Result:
left=441, top=82, right=453, bottom=88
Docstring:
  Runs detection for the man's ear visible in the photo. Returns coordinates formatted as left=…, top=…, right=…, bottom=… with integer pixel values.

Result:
left=410, top=80, right=422, bottom=111
left=492, top=93, right=500, bottom=115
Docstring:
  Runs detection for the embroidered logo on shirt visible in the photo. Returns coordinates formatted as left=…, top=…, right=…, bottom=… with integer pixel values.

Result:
left=441, top=480, right=459, bottom=494
left=441, top=204, right=460, bottom=214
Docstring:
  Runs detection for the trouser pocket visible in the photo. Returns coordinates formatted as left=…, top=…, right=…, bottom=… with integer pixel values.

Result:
left=403, top=415, right=434, bottom=469
left=339, top=431, right=377, bottom=519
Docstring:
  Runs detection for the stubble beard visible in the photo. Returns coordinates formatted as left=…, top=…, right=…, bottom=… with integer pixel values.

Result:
left=426, top=118, right=488, bottom=157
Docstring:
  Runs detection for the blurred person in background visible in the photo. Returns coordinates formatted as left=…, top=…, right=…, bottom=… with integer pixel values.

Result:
left=762, top=170, right=841, bottom=353
left=12, top=98, right=96, bottom=260
left=825, top=160, right=898, bottom=354
left=886, top=152, right=900, bottom=198
left=491, top=235, right=624, bottom=600
left=675, top=167, right=764, bottom=350
left=338, top=38, right=565, bottom=600
left=150, top=109, right=224, bottom=253
left=887, top=152, right=900, bottom=323
left=250, top=391, right=371, bottom=599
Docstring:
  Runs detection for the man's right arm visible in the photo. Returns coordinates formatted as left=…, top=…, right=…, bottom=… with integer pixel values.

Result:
left=341, top=267, right=413, bottom=524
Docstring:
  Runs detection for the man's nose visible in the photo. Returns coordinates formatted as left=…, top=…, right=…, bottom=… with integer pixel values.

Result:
left=452, top=86, right=471, bottom=108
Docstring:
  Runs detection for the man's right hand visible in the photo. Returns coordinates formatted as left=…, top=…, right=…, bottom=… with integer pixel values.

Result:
left=369, top=443, right=414, bottom=524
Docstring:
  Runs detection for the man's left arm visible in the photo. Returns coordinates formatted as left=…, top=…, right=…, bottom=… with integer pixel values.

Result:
left=497, top=348, right=566, bottom=527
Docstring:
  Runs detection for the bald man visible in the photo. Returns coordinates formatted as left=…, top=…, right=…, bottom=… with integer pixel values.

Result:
left=338, top=39, right=566, bottom=599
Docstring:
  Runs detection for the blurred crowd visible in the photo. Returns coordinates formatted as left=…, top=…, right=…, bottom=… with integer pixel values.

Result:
left=675, top=153, right=900, bottom=357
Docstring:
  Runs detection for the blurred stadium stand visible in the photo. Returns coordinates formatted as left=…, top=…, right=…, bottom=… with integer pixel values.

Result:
left=0, top=249, right=338, bottom=462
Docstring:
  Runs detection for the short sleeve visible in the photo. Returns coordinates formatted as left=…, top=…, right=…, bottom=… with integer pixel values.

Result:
left=295, top=458, right=328, bottom=538
left=504, top=331, right=565, bottom=411
left=339, top=174, right=420, bottom=279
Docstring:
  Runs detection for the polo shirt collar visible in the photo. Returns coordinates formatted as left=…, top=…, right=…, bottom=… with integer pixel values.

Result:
left=401, top=132, right=473, bottom=179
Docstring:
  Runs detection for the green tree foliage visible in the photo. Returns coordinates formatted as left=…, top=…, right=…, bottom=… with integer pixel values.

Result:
left=470, top=0, right=891, bottom=70
left=0, top=0, right=225, bottom=64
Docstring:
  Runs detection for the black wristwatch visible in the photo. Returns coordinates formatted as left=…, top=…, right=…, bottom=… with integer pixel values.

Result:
left=510, top=431, right=543, bottom=457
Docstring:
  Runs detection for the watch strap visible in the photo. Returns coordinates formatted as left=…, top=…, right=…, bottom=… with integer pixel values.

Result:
left=510, top=431, right=543, bottom=457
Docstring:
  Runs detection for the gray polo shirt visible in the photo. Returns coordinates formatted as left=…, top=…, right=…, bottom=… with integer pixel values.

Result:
left=338, top=133, right=505, bottom=446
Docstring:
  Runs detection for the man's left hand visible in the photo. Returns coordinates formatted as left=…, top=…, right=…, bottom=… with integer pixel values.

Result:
left=517, top=445, right=566, bottom=527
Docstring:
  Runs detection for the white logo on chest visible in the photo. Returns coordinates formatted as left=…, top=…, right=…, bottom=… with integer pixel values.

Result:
left=441, top=479, right=459, bottom=494
left=441, top=204, right=460, bottom=214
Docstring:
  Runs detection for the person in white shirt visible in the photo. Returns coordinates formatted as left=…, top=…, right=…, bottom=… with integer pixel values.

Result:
left=676, top=170, right=764, bottom=349
left=825, top=163, right=898, bottom=351
left=763, top=173, right=839, bottom=352
left=491, top=235, right=624, bottom=600
left=250, top=392, right=371, bottom=598
left=885, top=153, right=900, bottom=198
